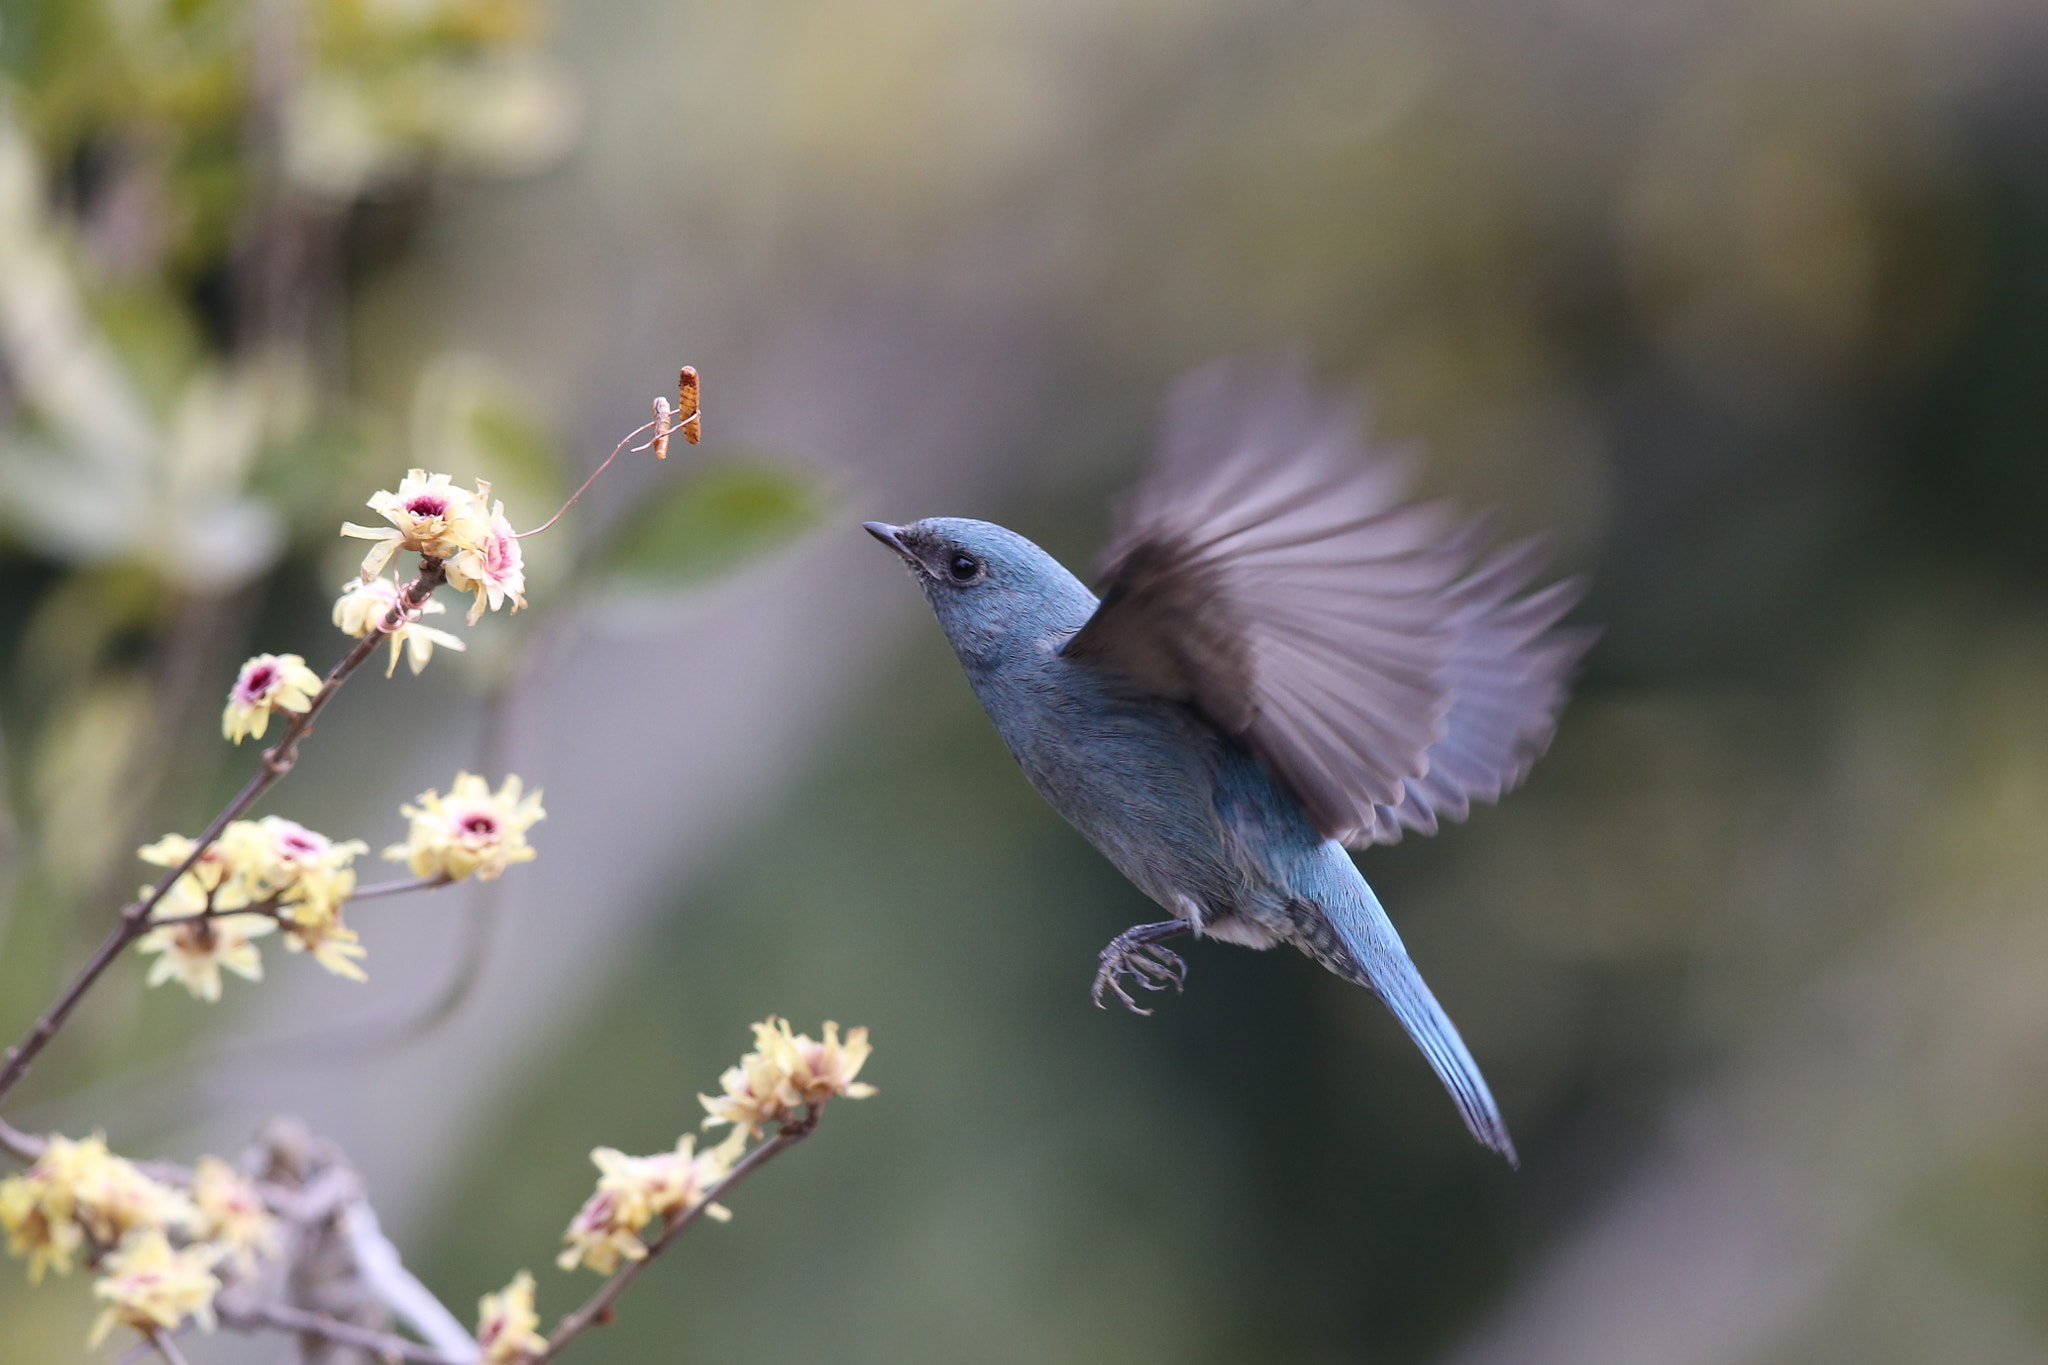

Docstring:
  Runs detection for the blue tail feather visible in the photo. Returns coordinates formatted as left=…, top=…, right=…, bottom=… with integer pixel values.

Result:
left=1309, top=852, right=1519, bottom=1165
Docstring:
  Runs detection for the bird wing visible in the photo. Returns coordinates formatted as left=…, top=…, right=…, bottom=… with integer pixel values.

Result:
left=1063, top=354, right=1592, bottom=847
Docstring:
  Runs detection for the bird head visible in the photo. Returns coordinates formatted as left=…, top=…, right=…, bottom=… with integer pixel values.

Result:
left=864, top=517, right=1097, bottom=663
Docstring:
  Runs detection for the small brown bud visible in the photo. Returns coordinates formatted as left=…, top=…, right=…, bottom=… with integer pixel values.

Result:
left=651, top=396, right=672, bottom=460
left=677, top=366, right=701, bottom=445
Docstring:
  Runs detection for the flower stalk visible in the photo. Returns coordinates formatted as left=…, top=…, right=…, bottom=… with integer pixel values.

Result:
left=534, top=1110, right=820, bottom=1363
left=0, top=561, right=446, bottom=1107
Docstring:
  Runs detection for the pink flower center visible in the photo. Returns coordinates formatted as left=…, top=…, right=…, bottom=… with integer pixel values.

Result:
left=236, top=664, right=277, bottom=701
left=483, top=529, right=520, bottom=576
left=280, top=832, right=322, bottom=857
left=405, top=494, right=450, bottom=519
left=459, top=812, right=500, bottom=838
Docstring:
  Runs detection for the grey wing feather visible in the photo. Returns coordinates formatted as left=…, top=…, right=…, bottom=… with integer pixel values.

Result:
left=1064, top=353, right=1591, bottom=847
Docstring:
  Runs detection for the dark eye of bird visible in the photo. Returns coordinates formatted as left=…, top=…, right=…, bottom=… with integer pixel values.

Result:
left=948, top=553, right=980, bottom=582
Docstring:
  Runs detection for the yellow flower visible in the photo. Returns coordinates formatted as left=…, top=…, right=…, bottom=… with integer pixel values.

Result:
left=138, top=832, right=237, bottom=899
left=700, top=1018, right=876, bottom=1139
left=555, top=1160, right=649, bottom=1275
left=332, top=574, right=468, bottom=676
left=0, top=1134, right=196, bottom=1281
left=222, top=653, right=322, bottom=744
left=698, top=1039, right=800, bottom=1139
left=341, top=469, right=491, bottom=578
left=0, top=1168, right=83, bottom=1282
left=444, top=491, right=528, bottom=626
left=782, top=1020, right=877, bottom=1105
left=278, top=900, right=369, bottom=982
left=476, top=1270, right=548, bottom=1364
left=385, top=772, right=544, bottom=883
left=555, top=1136, right=732, bottom=1276
left=249, top=818, right=374, bottom=900
left=191, top=1158, right=277, bottom=1278
left=88, top=1230, right=220, bottom=1347
left=136, top=915, right=275, bottom=1001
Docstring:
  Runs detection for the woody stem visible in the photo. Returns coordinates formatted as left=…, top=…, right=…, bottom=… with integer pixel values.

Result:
left=0, top=562, right=448, bottom=1112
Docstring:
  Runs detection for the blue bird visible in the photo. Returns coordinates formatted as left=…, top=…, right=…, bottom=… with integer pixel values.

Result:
left=865, top=357, right=1592, bottom=1163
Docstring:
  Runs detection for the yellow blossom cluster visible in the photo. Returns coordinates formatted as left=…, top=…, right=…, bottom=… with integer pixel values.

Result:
left=699, top=1018, right=876, bottom=1141
left=386, top=772, right=544, bottom=883
left=556, top=1136, right=731, bottom=1275
left=0, top=1134, right=276, bottom=1349
left=192, top=1157, right=280, bottom=1276
left=133, top=817, right=371, bottom=997
left=0, top=1134, right=194, bottom=1282
left=88, top=1230, right=221, bottom=1346
left=341, top=469, right=528, bottom=624
left=476, top=1270, right=549, bottom=1364
left=333, top=573, right=467, bottom=676
left=553, top=1019, right=874, bottom=1278
left=222, top=653, right=322, bottom=744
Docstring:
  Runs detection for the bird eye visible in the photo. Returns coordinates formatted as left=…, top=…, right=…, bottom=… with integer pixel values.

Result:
left=947, top=553, right=981, bottom=583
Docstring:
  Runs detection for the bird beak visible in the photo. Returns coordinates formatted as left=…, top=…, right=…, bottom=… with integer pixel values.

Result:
left=863, top=521, right=923, bottom=570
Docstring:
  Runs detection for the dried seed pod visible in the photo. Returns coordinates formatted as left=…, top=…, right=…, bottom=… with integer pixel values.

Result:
left=652, top=396, right=672, bottom=460
left=677, top=366, right=701, bottom=444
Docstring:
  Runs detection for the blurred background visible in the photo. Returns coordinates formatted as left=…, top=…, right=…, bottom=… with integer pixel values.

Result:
left=3, top=0, right=2048, bottom=1360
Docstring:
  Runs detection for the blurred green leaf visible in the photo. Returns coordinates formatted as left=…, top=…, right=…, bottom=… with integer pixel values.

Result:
left=471, top=404, right=562, bottom=501
left=600, top=459, right=823, bottom=590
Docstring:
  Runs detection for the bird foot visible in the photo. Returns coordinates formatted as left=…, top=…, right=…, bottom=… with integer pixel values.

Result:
left=1092, top=924, right=1189, bottom=1015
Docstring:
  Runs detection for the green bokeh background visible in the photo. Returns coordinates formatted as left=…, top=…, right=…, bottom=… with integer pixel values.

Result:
left=4, top=0, right=2048, bottom=1361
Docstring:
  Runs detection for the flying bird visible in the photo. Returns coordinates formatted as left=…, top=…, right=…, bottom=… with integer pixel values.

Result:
left=864, top=356, right=1592, bottom=1163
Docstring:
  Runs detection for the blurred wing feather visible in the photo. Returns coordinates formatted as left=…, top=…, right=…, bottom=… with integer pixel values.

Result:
left=1064, top=354, right=1592, bottom=846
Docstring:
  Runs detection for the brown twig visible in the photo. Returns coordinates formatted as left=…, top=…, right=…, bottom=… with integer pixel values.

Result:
left=145, top=1329, right=194, bottom=1365
left=0, top=561, right=448, bottom=1109
left=535, top=1109, right=824, bottom=1362
left=0, top=1113, right=42, bottom=1161
left=515, top=417, right=662, bottom=541
left=220, top=1301, right=465, bottom=1365
left=144, top=874, right=456, bottom=930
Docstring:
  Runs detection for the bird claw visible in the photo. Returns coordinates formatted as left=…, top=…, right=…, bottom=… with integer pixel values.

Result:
left=1092, top=931, right=1188, bottom=1016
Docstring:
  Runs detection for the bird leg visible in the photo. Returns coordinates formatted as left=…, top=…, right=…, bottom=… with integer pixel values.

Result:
left=1092, top=920, right=1191, bottom=1015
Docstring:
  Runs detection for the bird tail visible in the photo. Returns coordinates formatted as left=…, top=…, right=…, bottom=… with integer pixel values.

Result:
left=1297, top=864, right=1519, bottom=1166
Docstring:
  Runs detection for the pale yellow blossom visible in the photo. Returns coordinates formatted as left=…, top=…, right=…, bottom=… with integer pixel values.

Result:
left=445, top=491, right=528, bottom=626
left=278, top=900, right=369, bottom=982
left=222, top=653, right=322, bottom=744
left=191, top=1158, right=277, bottom=1277
left=781, top=1020, right=877, bottom=1106
left=700, top=1018, right=876, bottom=1139
left=332, top=574, right=467, bottom=676
left=138, top=822, right=370, bottom=982
left=555, top=1136, right=731, bottom=1275
left=0, top=1134, right=196, bottom=1282
left=88, top=1230, right=220, bottom=1346
left=136, top=915, right=275, bottom=1001
left=0, top=1168, right=83, bottom=1282
left=385, top=772, right=543, bottom=883
left=340, top=469, right=491, bottom=578
left=134, top=820, right=371, bottom=989
left=476, top=1270, right=548, bottom=1364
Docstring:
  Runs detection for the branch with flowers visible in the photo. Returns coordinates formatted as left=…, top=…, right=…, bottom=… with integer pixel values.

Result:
left=0, top=372, right=875, bottom=1363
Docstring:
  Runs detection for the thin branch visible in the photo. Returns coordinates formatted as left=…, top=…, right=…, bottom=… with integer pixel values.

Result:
left=145, top=875, right=455, bottom=930
left=0, top=561, right=448, bottom=1109
left=341, top=1201, right=481, bottom=1362
left=220, top=1302, right=462, bottom=1365
left=515, top=418, right=661, bottom=540
left=146, top=1329, right=194, bottom=1365
left=0, top=1114, right=45, bottom=1161
left=350, top=874, right=454, bottom=903
left=536, top=1109, right=823, bottom=1362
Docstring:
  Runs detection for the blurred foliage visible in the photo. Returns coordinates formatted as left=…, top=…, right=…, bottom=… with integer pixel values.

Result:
left=601, top=461, right=825, bottom=592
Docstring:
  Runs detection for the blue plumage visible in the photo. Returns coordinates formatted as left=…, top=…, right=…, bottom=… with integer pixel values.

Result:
left=865, top=360, right=1589, bottom=1163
